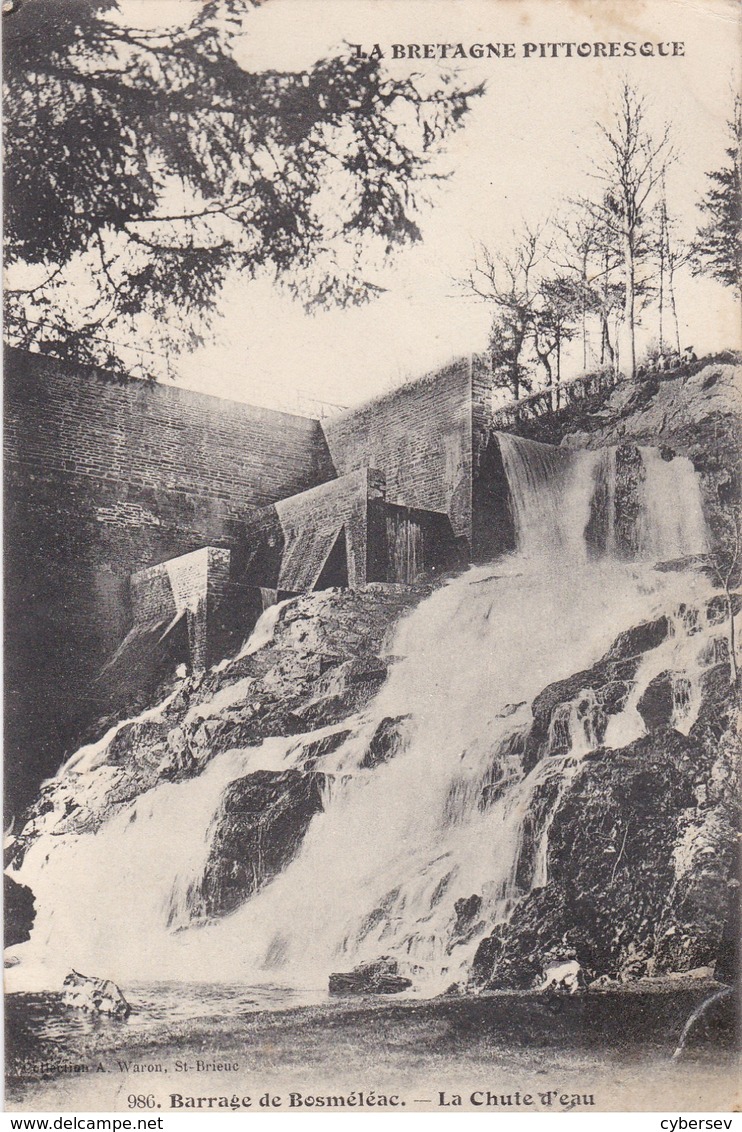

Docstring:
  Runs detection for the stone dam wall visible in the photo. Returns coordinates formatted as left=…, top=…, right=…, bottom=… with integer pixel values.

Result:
left=4, top=347, right=504, bottom=816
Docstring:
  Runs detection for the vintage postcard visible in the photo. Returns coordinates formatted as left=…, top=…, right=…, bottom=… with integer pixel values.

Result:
left=3, top=0, right=741, bottom=1115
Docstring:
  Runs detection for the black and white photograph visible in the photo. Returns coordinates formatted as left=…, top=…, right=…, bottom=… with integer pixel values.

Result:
left=3, top=0, right=741, bottom=1114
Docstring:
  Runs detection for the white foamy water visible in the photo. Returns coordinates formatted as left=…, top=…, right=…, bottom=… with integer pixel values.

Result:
left=8, top=435, right=725, bottom=994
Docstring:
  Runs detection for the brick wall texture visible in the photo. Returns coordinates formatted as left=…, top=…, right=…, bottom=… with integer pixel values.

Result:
left=3, top=348, right=333, bottom=814
left=323, top=359, right=474, bottom=543
left=4, top=347, right=501, bottom=815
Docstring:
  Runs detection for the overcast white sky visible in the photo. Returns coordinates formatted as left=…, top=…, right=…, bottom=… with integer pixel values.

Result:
left=129, top=0, right=741, bottom=413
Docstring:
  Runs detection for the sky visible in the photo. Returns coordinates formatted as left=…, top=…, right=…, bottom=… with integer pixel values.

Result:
left=129, top=0, right=741, bottom=413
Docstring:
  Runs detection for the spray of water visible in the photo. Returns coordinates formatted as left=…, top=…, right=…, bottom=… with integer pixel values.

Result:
left=8, top=436, right=716, bottom=994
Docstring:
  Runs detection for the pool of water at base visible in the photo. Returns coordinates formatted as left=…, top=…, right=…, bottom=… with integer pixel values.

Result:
left=6, top=982, right=328, bottom=1067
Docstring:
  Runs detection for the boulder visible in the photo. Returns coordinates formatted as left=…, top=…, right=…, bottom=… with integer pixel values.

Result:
left=449, top=894, right=483, bottom=948
left=287, top=728, right=352, bottom=769
left=538, top=958, right=585, bottom=994
left=637, top=671, right=675, bottom=731
left=182, top=769, right=325, bottom=923
left=4, top=874, right=35, bottom=947
left=62, top=970, right=131, bottom=1018
left=605, top=616, right=669, bottom=661
left=329, top=956, right=412, bottom=996
left=360, top=715, right=411, bottom=769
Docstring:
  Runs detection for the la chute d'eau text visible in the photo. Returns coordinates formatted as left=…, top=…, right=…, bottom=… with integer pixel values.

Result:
left=349, top=42, right=685, bottom=60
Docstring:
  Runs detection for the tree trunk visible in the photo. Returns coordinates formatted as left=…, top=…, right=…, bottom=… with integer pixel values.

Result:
left=600, top=251, right=611, bottom=366
left=658, top=230, right=665, bottom=352
left=535, top=346, right=552, bottom=391
left=726, top=587, right=738, bottom=686
left=658, top=197, right=668, bottom=353
left=624, top=230, right=636, bottom=379
left=601, top=315, right=615, bottom=367
left=582, top=249, right=589, bottom=371
left=555, top=333, right=562, bottom=409
left=668, top=265, right=681, bottom=355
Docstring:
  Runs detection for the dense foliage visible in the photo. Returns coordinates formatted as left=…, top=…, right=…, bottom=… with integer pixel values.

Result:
left=3, top=0, right=481, bottom=374
left=692, top=97, right=742, bottom=300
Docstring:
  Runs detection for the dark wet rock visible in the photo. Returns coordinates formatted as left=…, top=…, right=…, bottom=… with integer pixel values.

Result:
left=691, top=664, right=737, bottom=744
left=286, top=656, right=389, bottom=731
left=314, top=655, right=389, bottom=698
left=586, top=443, right=653, bottom=558
left=288, top=729, right=352, bottom=769
left=352, top=888, right=403, bottom=946
left=637, top=671, right=675, bottom=731
left=14, top=586, right=420, bottom=850
left=697, top=636, right=730, bottom=667
left=448, top=894, right=483, bottom=950
left=525, top=655, right=638, bottom=769
left=706, top=593, right=742, bottom=624
left=4, top=874, right=35, bottom=947
left=613, top=444, right=647, bottom=558
left=606, top=617, right=670, bottom=661
left=104, top=719, right=167, bottom=767
left=524, top=614, right=675, bottom=770
left=470, top=691, right=740, bottom=991
left=479, top=729, right=528, bottom=809
left=183, top=769, right=326, bottom=923
left=158, top=726, right=197, bottom=779
left=62, top=970, right=130, bottom=1018
left=329, top=956, right=412, bottom=996
left=360, top=715, right=411, bottom=769
left=496, top=701, right=527, bottom=718
left=454, top=893, right=482, bottom=929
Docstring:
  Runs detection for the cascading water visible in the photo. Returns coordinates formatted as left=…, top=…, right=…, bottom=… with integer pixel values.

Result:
left=496, top=432, right=708, bottom=564
left=8, top=433, right=718, bottom=996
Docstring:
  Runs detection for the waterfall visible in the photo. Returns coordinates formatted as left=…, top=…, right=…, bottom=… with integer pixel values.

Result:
left=496, top=432, right=707, bottom=564
left=636, top=448, right=708, bottom=561
left=7, top=434, right=715, bottom=995
left=495, top=433, right=600, bottom=561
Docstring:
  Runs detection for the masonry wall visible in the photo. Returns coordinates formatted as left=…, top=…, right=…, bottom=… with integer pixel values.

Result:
left=4, top=347, right=500, bottom=817
left=4, top=347, right=335, bottom=816
left=5, top=346, right=333, bottom=539
left=469, top=353, right=516, bottom=561
left=323, top=360, right=474, bottom=548
left=273, top=469, right=385, bottom=590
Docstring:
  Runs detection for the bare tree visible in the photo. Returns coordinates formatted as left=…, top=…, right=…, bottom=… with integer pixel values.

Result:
left=551, top=213, right=598, bottom=369
left=553, top=207, right=625, bottom=371
left=652, top=183, right=692, bottom=355
left=462, top=224, right=548, bottom=398
left=584, top=83, right=674, bottom=380
left=532, top=275, right=581, bottom=397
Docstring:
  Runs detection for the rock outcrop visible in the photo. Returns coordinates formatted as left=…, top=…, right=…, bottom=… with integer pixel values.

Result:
left=4, top=875, right=35, bottom=949
left=470, top=663, right=740, bottom=991
left=62, top=970, right=131, bottom=1018
left=181, top=769, right=327, bottom=923
left=9, top=585, right=424, bottom=860
left=329, top=956, right=413, bottom=996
